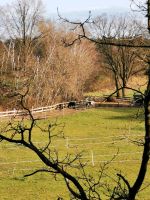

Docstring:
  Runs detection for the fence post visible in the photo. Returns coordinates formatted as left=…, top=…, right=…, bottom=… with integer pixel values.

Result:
left=91, top=150, right=94, bottom=166
left=13, top=108, right=16, bottom=117
left=12, top=167, right=15, bottom=176
left=129, top=125, right=131, bottom=135
left=66, top=137, right=69, bottom=148
left=42, top=107, right=44, bottom=119
left=63, top=103, right=64, bottom=117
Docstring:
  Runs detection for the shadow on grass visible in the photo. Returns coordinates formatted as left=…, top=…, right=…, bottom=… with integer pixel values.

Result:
left=99, top=107, right=144, bottom=121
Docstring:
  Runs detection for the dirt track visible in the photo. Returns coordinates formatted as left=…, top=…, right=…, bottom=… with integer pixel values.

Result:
left=31, top=108, right=83, bottom=119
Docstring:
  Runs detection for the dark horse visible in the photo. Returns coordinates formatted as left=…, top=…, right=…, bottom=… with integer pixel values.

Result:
left=68, top=101, right=76, bottom=109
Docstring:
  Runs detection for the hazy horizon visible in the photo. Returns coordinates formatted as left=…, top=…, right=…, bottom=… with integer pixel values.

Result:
left=0, top=0, right=132, bottom=17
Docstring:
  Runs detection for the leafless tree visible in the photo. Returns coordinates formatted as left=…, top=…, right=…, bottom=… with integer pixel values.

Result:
left=0, top=90, right=124, bottom=200
left=57, top=2, right=150, bottom=199
left=0, top=0, right=97, bottom=108
left=30, top=21, right=98, bottom=106
left=0, top=0, right=44, bottom=71
left=0, top=0, right=46, bottom=110
left=94, top=15, right=146, bottom=97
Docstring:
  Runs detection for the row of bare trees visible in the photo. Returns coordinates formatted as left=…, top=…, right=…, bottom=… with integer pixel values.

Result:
left=0, top=0, right=148, bottom=109
left=0, top=0, right=98, bottom=108
left=91, top=15, right=147, bottom=97
left=31, top=22, right=98, bottom=106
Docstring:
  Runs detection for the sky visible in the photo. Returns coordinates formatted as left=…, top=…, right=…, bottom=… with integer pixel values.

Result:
left=0, top=0, right=132, bottom=15
left=42, top=0, right=131, bottom=13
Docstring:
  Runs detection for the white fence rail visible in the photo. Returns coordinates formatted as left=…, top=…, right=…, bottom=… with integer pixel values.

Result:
left=0, top=102, right=69, bottom=118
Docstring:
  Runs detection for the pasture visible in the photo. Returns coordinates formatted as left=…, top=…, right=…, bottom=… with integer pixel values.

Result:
left=0, top=107, right=149, bottom=199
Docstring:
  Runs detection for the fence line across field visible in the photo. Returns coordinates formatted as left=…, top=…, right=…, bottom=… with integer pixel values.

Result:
left=0, top=133, right=144, bottom=148
left=0, top=102, right=69, bottom=118
left=0, top=99, right=97, bottom=118
left=1, top=158, right=144, bottom=174
left=66, top=137, right=143, bottom=148
left=0, top=97, right=136, bottom=118
left=0, top=139, right=142, bottom=150
left=0, top=151, right=143, bottom=166
left=65, top=134, right=144, bottom=141
left=0, top=160, right=41, bottom=165
left=0, top=159, right=143, bottom=175
left=88, top=151, right=142, bottom=158
left=0, top=160, right=142, bottom=170
left=14, top=134, right=143, bottom=145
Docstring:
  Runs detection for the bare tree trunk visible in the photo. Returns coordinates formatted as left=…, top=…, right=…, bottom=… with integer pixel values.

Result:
left=128, top=73, right=150, bottom=200
left=121, top=77, right=127, bottom=98
left=114, top=75, right=121, bottom=98
left=122, top=85, right=126, bottom=98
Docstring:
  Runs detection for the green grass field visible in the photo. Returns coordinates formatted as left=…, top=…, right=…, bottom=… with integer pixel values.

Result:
left=0, top=107, right=149, bottom=199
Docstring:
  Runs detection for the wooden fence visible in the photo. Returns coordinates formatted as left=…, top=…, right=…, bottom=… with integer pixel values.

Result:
left=0, top=102, right=69, bottom=118
left=0, top=96, right=134, bottom=118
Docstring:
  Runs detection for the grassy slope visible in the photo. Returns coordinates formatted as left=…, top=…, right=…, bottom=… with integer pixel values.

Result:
left=0, top=107, right=149, bottom=199
left=85, top=76, right=147, bottom=97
